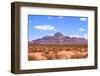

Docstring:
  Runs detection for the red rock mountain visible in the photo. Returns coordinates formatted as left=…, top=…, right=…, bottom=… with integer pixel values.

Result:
left=30, top=32, right=87, bottom=44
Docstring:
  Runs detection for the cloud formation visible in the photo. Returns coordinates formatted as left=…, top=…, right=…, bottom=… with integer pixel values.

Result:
left=80, top=17, right=87, bottom=21
left=70, top=34, right=82, bottom=38
left=48, top=16, right=52, bottom=19
left=33, top=25, right=57, bottom=31
left=78, top=28, right=85, bottom=31
left=83, top=33, right=88, bottom=39
left=70, top=33, right=88, bottom=39
left=58, top=16, right=64, bottom=19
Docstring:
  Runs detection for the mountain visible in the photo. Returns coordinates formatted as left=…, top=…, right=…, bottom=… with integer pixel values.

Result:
left=30, top=32, right=87, bottom=44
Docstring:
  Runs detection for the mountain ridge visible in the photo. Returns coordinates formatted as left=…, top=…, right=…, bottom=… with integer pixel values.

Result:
left=30, top=32, right=87, bottom=44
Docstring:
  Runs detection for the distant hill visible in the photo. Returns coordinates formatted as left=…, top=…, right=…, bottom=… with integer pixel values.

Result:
left=30, top=32, right=87, bottom=44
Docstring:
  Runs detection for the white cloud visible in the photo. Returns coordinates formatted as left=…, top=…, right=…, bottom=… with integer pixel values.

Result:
left=70, top=33, right=88, bottom=39
left=48, top=34, right=54, bottom=36
left=70, top=34, right=82, bottom=38
left=48, top=16, right=52, bottom=19
left=33, top=25, right=57, bottom=31
left=78, top=28, right=85, bottom=31
left=58, top=16, right=64, bottom=19
left=83, top=33, right=88, bottom=39
left=80, top=17, right=87, bottom=21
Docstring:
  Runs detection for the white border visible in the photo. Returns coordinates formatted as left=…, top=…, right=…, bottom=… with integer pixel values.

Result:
left=20, top=6, right=95, bottom=70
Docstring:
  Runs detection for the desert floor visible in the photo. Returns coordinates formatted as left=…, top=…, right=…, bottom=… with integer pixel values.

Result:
left=28, top=44, right=88, bottom=61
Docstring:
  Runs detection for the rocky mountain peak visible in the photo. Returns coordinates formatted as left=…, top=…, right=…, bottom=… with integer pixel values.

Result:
left=54, top=32, right=65, bottom=37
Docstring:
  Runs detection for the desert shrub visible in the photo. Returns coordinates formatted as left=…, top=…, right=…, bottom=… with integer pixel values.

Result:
left=28, top=52, right=47, bottom=60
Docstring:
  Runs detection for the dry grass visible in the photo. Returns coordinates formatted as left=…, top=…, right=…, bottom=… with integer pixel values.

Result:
left=28, top=44, right=88, bottom=61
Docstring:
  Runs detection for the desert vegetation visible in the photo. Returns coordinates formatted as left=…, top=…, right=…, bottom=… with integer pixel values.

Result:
left=28, top=44, right=88, bottom=61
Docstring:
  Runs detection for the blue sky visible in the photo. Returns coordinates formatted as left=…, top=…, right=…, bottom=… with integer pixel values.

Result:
left=28, top=15, right=88, bottom=41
